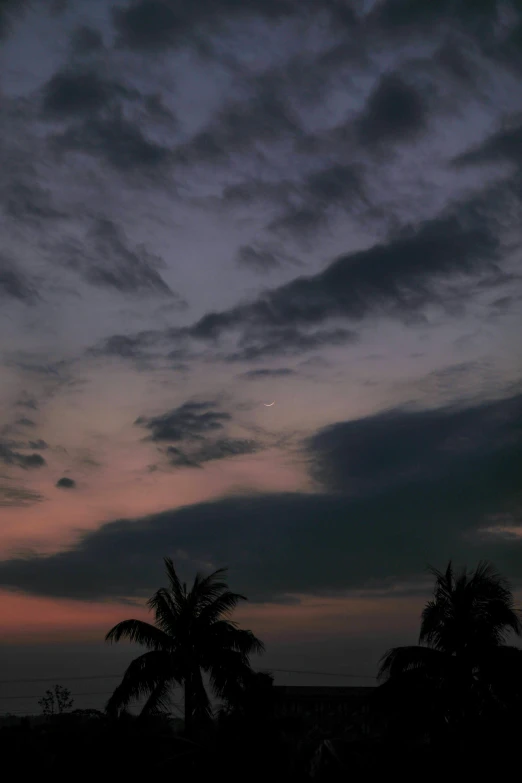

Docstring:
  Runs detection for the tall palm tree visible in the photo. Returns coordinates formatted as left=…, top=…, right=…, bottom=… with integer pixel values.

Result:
left=377, top=560, right=522, bottom=738
left=105, top=557, right=265, bottom=737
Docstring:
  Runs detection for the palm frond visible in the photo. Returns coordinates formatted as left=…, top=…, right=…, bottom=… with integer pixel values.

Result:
left=140, top=678, right=176, bottom=717
left=189, top=568, right=231, bottom=611
left=163, top=557, right=186, bottom=607
left=207, top=648, right=255, bottom=700
left=378, top=644, right=448, bottom=682
left=147, top=587, right=180, bottom=635
left=191, top=666, right=212, bottom=722
left=420, top=599, right=447, bottom=647
left=105, top=650, right=179, bottom=716
left=105, top=618, right=172, bottom=649
left=196, top=591, right=246, bottom=625
left=206, top=620, right=265, bottom=656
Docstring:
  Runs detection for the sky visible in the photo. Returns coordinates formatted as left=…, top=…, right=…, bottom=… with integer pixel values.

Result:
left=0, top=0, right=521, bottom=716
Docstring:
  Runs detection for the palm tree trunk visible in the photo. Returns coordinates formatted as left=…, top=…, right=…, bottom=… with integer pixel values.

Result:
left=184, top=673, right=192, bottom=739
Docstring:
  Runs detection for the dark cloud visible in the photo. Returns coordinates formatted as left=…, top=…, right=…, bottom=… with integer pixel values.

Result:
left=16, top=418, right=35, bottom=428
left=167, top=437, right=259, bottom=468
left=227, top=326, right=356, bottom=362
left=28, top=439, right=48, bottom=450
left=235, top=244, right=297, bottom=273
left=454, top=121, right=522, bottom=168
left=137, top=401, right=258, bottom=469
left=0, top=0, right=29, bottom=40
left=268, top=206, right=329, bottom=239
left=59, top=217, right=174, bottom=296
left=0, top=256, right=36, bottom=302
left=0, top=484, right=43, bottom=508
left=368, top=0, right=507, bottom=44
left=306, top=392, right=522, bottom=496
left=0, top=441, right=46, bottom=469
left=240, top=368, right=296, bottom=380
left=175, top=87, right=302, bottom=166
left=304, top=164, right=365, bottom=207
left=18, top=453, right=46, bottom=469
left=52, top=109, right=172, bottom=172
left=136, top=400, right=230, bottom=442
left=434, top=40, right=477, bottom=85
left=267, top=163, right=367, bottom=239
left=70, top=24, right=104, bottom=55
left=90, top=333, right=154, bottom=360
left=3, top=181, right=65, bottom=223
left=221, top=179, right=291, bottom=207
left=142, top=93, right=177, bottom=124
left=0, top=391, right=520, bottom=602
left=355, top=72, right=427, bottom=149
left=56, top=477, right=76, bottom=489
left=111, top=0, right=298, bottom=53
left=165, top=446, right=201, bottom=468
left=188, top=212, right=499, bottom=347
left=42, top=68, right=135, bottom=118
left=16, top=396, right=38, bottom=411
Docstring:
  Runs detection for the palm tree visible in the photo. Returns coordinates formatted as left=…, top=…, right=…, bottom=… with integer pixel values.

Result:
left=377, top=560, right=522, bottom=739
left=105, top=557, right=265, bottom=737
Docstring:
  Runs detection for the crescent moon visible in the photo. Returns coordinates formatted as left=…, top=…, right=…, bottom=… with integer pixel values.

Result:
left=263, top=402, right=275, bottom=407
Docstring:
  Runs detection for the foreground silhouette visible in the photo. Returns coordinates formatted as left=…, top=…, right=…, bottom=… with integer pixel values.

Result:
left=105, top=557, right=264, bottom=737
left=377, top=560, right=522, bottom=747
left=2, top=558, right=521, bottom=780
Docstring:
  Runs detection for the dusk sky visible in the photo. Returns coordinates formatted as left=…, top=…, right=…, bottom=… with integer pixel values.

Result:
left=1, top=0, right=521, bottom=716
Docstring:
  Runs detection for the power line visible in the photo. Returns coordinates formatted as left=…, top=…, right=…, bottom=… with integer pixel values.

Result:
left=0, top=667, right=376, bottom=687
left=0, top=691, right=116, bottom=701
left=0, top=667, right=377, bottom=710
left=0, top=674, right=122, bottom=686
left=259, top=668, right=376, bottom=680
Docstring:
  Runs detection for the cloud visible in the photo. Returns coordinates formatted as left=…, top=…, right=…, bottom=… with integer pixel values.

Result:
left=355, top=72, right=427, bottom=149
left=0, top=391, right=520, bottom=602
left=136, top=400, right=230, bottom=442
left=226, top=326, right=356, bottom=362
left=56, top=477, right=76, bottom=489
left=42, top=68, right=136, bottom=119
left=137, top=401, right=260, bottom=469
left=368, top=0, right=509, bottom=44
left=0, top=441, right=46, bottom=469
left=16, top=395, right=38, bottom=410
left=266, top=163, right=367, bottom=239
left=175, top=86, right=302, bottom=166
left=188, top=211, right=499, bottom=345
left=28, top=439, right=48, bottom=450
left=235, top=243, right=298, bottom=273
left=305, top=392, right=522, bottom=496
left=3, top=181, right=64, bottom=224
left=454, top=121, right=522, bottom=169
left=0, top=0, right=29, bottom=41
left=164, top=446, right=201, bottom=468
left=221, top=179, right=291, bottom=208
left=58, top=217, right=174, bottom=296
left=0, top=484, right=43, bottom=508
left=90, top=333, right=155, bottom=360
left=167, top=437, right=259, bottom=468
left=16, top=418, right=36, bottom=428
left=111, top=0, right=298, bottom=53
left=69, top=25, right=105, bottom=55
left=0, top=256, right=36, bottom=302
left=52, top=108, right=172, bottom=172
left=240, top=368, right=296, bottom=379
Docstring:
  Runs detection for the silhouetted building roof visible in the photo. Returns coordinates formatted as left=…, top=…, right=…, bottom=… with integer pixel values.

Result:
left=274, top=686, right=374, bottom=699
left=274, top=686, right=373, bottom=717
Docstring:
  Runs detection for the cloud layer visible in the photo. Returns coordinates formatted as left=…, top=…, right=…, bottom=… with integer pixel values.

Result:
left=1, top=391, right=520, bottom=602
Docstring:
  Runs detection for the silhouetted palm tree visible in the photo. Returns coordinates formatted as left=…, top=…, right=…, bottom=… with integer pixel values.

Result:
left=105, top=557, right=264, bottom=737
left=377, top=561, right=522, bottom=738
